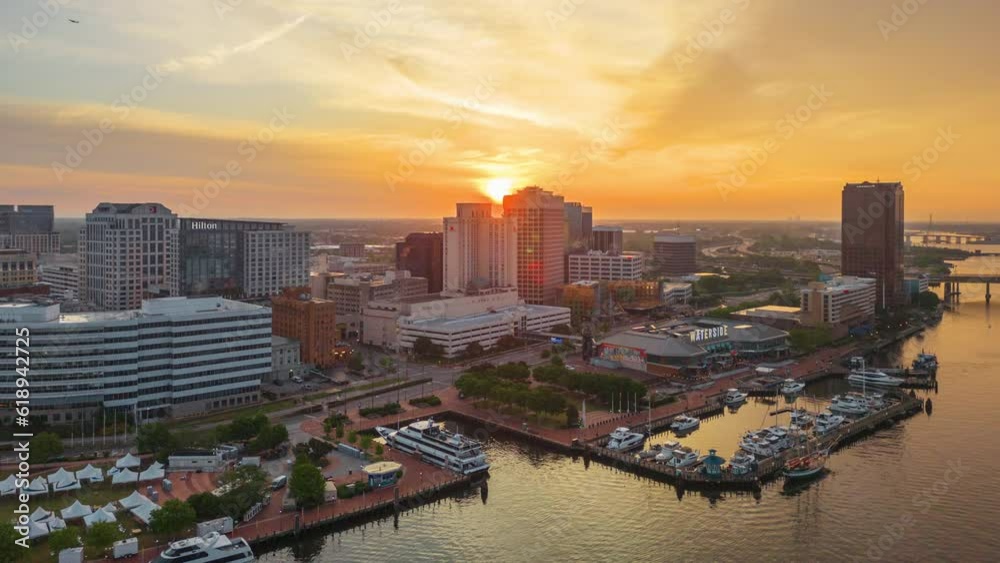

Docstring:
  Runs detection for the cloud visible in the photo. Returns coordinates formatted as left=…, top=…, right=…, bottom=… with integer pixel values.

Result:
left=160, top=13, right=310, bottom=73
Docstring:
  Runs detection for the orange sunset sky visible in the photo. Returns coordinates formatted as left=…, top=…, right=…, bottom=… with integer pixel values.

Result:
left=2, top=0, right=997, bottom=220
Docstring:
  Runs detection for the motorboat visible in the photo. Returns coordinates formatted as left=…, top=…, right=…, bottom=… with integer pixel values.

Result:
left=784, top=451, right=828, bottom=481
left=653, top=441, right=682, bottom=462
left=779, top=379, right=806, bottom=395
left=154, top=533, right=254, bottom=563
left=848, top=369, right=904, bottom=387
left=739, top=431, right=775, bottom=458
left=664, top=447, right=700, bottom=469
left=639, top=440, right=679, bottom=460
left=376, top=419, right=490, bottom=475
left=729, top=452, right=757, bottom=475
left=790, top=409, right=814, bottom=427
left=814, top=412, right=846, bottom=435
left=670, top=415, right=701, bottom=433
left=724, top=388, right=748, bottom=406
left=829, top=394, right=870, bottom=416
left=912, top=352, right=938, bottom=370
left=607, top=427, right=646, bottom=452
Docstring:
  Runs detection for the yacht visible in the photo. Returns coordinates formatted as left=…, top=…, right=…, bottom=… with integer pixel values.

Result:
left=664, top=447, right=700, bottom=469
left=154, top=533, right=254, bottom=563
left=606, top=427, right=646, bottom=452
left=739, top=431, right=775, bottom=458
left=729, top=452, right=757, bottom=475
left=790, top=409, right=814, bottom=427
left=779, top=379, right=806, bottom=395
left=814, top=412, right=846, bottom=435
left=376, top=419, right=490, bottom=475
left=642, top=440, right=680, bottom=461
left=848, top=369, right=904, bottom=387
left=670, top=415, right=701, bottom=433
left=724, top=388, right=748, bottom=406
left=829, top=394, right=870, bottom=416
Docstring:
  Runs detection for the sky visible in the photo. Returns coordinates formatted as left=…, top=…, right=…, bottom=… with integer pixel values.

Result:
left=1, top=0, right=997, bottom=221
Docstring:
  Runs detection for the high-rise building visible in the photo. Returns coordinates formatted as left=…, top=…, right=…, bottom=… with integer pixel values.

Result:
left=567, top=251, right=644, bottom=282
left=396, top=232, right=444, bottom=293
left=271, top=287, right=339, bottom=368
left=503, top=187, right=567, bottom=305
left=581, top=206, right=593, bottom=247
left=653, top=234, right=697, bottom=275
left=564, top=202, right=584, bottom=248
left=0, top=249, right=37, bottom=289
left=38, top=254, right=79, bottom=301
left=841, top=181, right=905, bottom=309
left=0, top=205, right=61, bottom=254
left=178, top=218, right=309, bottom=298
left=79, top=203, right=179, bottom=311
left=443, top=203, right=517, bottom=293
left=591, top=226, right=624, bottom=254
left=328, top=271, right=429, bottom=338
left=338, top=242, right=366, bottom=258
left=0, top=296, right=271, bottom=422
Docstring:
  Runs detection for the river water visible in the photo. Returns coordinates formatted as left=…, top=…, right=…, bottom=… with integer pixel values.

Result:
left=259, top=268, right=999, bottom=562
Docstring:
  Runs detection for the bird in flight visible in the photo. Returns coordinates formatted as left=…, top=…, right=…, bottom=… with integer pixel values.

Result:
left=68, top=19, right=79, bottom=23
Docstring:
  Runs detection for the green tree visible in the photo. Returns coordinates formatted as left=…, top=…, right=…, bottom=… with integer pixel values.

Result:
left=375, top=443, right=384, bottom=456
left=348, top=352, right=365, bottom=372
left=186, top=492, right=223, bottom=520
left=0, top=524, right=27, bottom=561
left=150, top=499, right=197, bottom=536
left=347, top=430, right=358, bottom=444
left=335, top=421, right=345, bottom=439
left=85, top=522, right=122, bottom=555
left=290, top=459, right=326, bottom=509
left=463, top=341, right=484, bottom=358
left=917, top=290, right=941, bottom=309
left=413, top=336, right=444, bottom=358
left=32, top=431, right=63, bottom=463
left=550, top=324, right=572, bottom=335
left=48, top=527, right=81, bottom=553
left=136, top=423, right=173, bottom=454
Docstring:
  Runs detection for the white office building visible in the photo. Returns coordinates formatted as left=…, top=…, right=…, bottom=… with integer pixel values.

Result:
left=0, top=232, right=62, bottom=255
left=568, top=251, right=644, bottom=282
left=0, top=296, right=271, bottom=424
left=79, top=203, right=179, bottom=311
left=443, top=203, right=518, bottom=292
left=801, top=276, right=877, bottom=326
left=242, top=229, right=310, bottom=298
left=38, top=253, right=79, bottom=301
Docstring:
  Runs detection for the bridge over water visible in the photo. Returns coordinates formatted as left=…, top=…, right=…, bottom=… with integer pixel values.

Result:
left=928, top=274, right=999, bottom=303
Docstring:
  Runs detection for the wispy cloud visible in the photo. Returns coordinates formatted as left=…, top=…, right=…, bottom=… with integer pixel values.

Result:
left=160, top=13, right=310, bottom=73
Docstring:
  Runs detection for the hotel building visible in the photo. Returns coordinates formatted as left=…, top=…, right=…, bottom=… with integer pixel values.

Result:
left=800, top=276, right=877, bottom=328
left=443, top=203, right=518, bottom=293
left=841, top=181, right=905, bottom=308
left=503, top=187, right=567, bottom=306
left=653, top=234, right=697, bottom=275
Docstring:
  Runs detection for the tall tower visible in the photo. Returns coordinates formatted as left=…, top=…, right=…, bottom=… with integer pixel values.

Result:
left=443, top=203, right=517, bottom=292
left=502, top=187, right=567, bottom=305
left=396, top=232, right=444, bottom=293
left=841, top=181, right=905, bottom=309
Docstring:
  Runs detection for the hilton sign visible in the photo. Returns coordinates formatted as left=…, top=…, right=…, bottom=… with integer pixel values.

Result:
left=189, top=221, right=219, bottom=230
left=689, top=326, right=728, bottom=343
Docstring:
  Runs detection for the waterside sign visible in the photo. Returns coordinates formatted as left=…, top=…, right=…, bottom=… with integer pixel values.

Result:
left=689, top=326, right=728, bottom=343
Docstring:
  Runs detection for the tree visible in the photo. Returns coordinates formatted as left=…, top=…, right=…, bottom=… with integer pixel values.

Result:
left=348, top=352, right=365, bottom=372
left=917, top=290, right=941, bottom=309
left=290, top=459, right=326, bottom=509
left=48, top=527, right=81, bottom=554
left=150, top=499, right=196, bottom=536
left=0, top=524, right=27, bottom=561
left=85, top=522, right=122, bottom=554
left=566, top=403, right=580, bottom=427
left=32, top=431, right=63, bottom=463
left=186, top=492, right=223, bottom=520
left=335, top=421, right=345, bottom=439
left=136, top=423, right=172, bottom=454
left=463, top=341, right=484, bottom=358
left=413, top=336, right=443, bottom=358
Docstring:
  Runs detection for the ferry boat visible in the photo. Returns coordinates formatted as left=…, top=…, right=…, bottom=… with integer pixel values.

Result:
left=829, top=394, right=870, bottom=416
left=606, top=427, right=646, bottom=452
left=664, top=447, right=700, bottom=468
left=376, top=419, right=490, bottom=475
left=848, top=369, right=904, bottom=387
left=670, top=415, right=701, bottom=433
left=779, top=379, right=806, bottom=395
left=724, top=388, right=748, bottom=406
left=154, top=533, right=254, bottom=563
left=790, top=409, right=814, bottom=427
left=814, top=412, right=846, bottom=435
left=729, top=452, right=757, bottom=475
left=784, top=451, right=828, bottom=481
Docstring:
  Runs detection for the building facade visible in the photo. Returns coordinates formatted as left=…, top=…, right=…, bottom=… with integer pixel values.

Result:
left=0, top=233, right=62, bottom=255
left=591, top=226, right=624, bottom=254
left=242, top=229, right=310, bottom=299
left=271, top=335, right=306, bottom=383
left=653, top=234, right=696, bottom=275
left=338, top=242, right=366, bottom=258
left=79, top=203, right=179, bottom=311
left=800, top=276, right=877, bottom=328
left=395, top=232, right=444, bottom=293
left=841, top=181, right=905, bottom=308
left=503, top=187, right=567, bottom=306
left=0, top=249, right=37, bottom=289
left=443, top=203, right=517, bottom=293
left=270, top=287, right=338, bottom=368
left=567, top=251, right=644, bottom=282
left=39, top=255, right=79, bottom=301
left=0, top=205, right=54, bottom=234
left=328, top=271, right=428, bottom=338
left=0, top=297, right=270, bottom=423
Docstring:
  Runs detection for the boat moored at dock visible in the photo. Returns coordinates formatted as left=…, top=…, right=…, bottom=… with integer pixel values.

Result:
left=376, top=419, right=490, bottom=475
left=848, top=369, right=904, bottom=387
left=154, top=532, right=254, bottom=563
left=779, top=379, right=806, bottom=395
left=724, top=388, right=748, bottom=406
left=670, top=415, right=701, bottom=434
left=607, top=427, right=646, bottom=452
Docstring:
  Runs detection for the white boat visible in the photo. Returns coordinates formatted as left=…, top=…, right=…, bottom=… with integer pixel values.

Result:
left=665, top=447, right=700, bottom=468
left=829, top=394, right=870, bottom=416
left=848, top=369, right=904, bottom=387
left=739, top=431, right=775, bottom=458
left=814, top=412, right=846, bottom=435
left=790, top=409, right=814, bottom=427
left=670, top=415, right=700, bottom=433
left=376, top=419, right=490, bottom=475
left=724, top=388, right=748, bottom=406
left=607, top=427, right=646, bottom=452
left=729, top=452, right=757, bottom=475
left=779, top=379, right=806, bottom=395
left=154, top=533, right=254, bottom=563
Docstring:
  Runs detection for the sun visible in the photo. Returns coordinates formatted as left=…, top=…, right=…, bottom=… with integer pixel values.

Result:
left=482, top=178, right=514, bottom=203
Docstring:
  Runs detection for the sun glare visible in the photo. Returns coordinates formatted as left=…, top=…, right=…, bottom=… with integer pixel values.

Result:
left=482, top=178, right=514, bottom=203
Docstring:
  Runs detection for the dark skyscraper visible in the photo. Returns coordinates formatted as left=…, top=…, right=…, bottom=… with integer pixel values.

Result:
left=396, top=232, right=444, bottom=293
left=591, top=226, right=624, bottom=254
left=0, top=204, right=55, bottom=234
left=841, top=181, right=905, bottom=309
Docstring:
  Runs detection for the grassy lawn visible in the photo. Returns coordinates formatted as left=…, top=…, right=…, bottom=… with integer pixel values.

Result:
left=470, top=400, right=570, bottom=429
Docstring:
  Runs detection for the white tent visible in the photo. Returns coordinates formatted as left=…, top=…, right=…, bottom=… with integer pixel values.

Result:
left=23, top=477, right=49, bottom=496
left=45, top=468, right=74, bottom=485
left=0, top=474, right=17, bottom=496
left=47, top=517, right=67, bottom=531
left=139, top=464, right=165, bottom=482
left=111, top=468, right=139, bottom=485
left=29, top=506, right=53, bottom=523
left=76, top=464, right=105, bottom=483
left=83, top=509, right=117, bottom=528
left=52, top=478, right=82, bottom=493
left=116, top=453, right=142, bottom=469
left=102, top=501, right=120, bottom=514
left=130, top=501, right=160, bottom=525
left=27, top=521, right=49, bottom=540
left=118, top=491, right=151, bottom=510
left=60, top=500, right=93, bottom=521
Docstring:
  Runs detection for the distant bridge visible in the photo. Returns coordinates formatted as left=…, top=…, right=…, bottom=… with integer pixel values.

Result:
left=905, top=231, right=988, bottom=245
left=927, top=275, right=999, bottom=303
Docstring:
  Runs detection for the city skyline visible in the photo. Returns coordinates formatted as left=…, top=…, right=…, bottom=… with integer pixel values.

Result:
left=3, top=1, right=996, bottom=221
